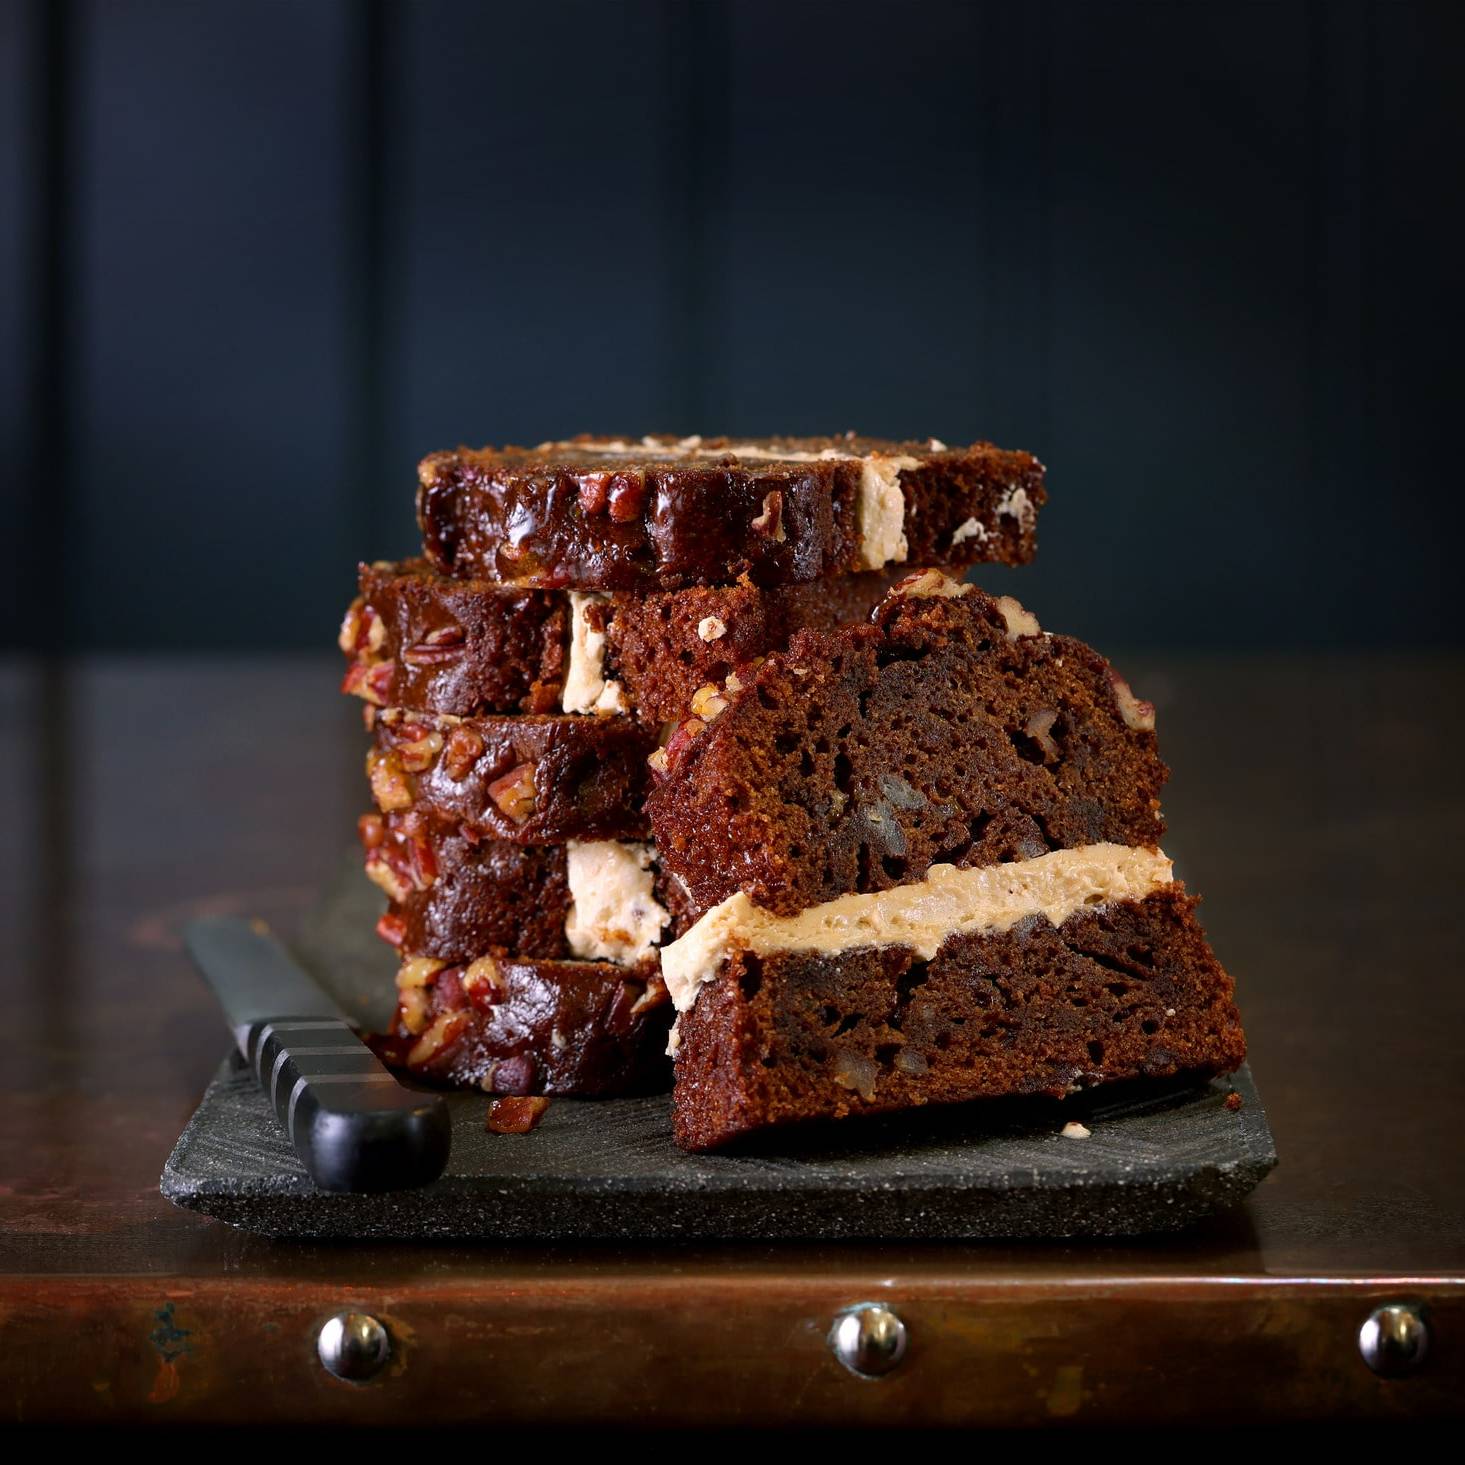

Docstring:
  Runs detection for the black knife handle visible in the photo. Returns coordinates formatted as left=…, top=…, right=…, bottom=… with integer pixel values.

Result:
left=244, top=1017, right=451, bottom=1193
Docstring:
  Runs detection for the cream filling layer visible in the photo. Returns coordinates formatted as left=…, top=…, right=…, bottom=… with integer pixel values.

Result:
left=538, top=438, right=918, bottom=569
left=562, top=591, right=627, bottom=715
left=564, top=840, right=670, bottom=965
left=660, top=843, right=1173, bottom=1016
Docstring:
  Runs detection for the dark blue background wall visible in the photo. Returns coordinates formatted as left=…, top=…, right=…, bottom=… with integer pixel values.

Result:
left=4, top=0, right=1461, bottom=651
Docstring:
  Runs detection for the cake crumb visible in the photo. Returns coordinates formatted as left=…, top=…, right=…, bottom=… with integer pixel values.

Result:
left=487, top=1096, right=551, bottom=1134
left=1061, top=1120, right=1092, bottom=1140
left=1224, top=1091, right=1243, bottom=1112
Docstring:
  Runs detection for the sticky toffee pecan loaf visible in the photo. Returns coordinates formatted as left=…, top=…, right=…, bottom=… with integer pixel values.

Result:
left=368, top=708, right=655, bottom=843
left=360, top=811, right=695, bottom=963
left=341, top=558, right=909, bottom=725
left=370, top=952, right=672, bottom=1097
left=649, top=571, right=1245, bottom=1151
left=416, top=434, right=1044, bottom=592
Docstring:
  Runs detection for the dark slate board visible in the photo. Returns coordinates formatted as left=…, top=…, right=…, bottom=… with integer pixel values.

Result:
left=160, top=857, right=1276, bottom=1241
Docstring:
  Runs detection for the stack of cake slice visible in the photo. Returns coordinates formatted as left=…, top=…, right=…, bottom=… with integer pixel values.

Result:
left=339, top=435, right=1045, bottom=1108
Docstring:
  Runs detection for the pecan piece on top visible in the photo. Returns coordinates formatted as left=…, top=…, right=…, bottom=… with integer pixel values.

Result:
left=441, top=725, right=486, bottom=782
left=402, top=624, right=466, bottom=667
left=367, top=748, right=413, bottom=812
left=391, top=721, right=444, bottom=773
left=487, top=761, right=537, bottom=823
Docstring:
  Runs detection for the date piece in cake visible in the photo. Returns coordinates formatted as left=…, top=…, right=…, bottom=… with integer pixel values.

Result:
left=340, top=559, right=908, bottom=725
left=371, top=953, right=672, bottom=1098
left=416, top=434, right=1044, bottom=592
left=368, top=708, right=655, bottom=843
left=648, top=571, right=1168, bottom=917
left=359, top=812, right=695, bottom=963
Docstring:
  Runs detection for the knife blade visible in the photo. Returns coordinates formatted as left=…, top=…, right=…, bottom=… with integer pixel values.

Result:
left=185, top=915, right=450, bottom=1193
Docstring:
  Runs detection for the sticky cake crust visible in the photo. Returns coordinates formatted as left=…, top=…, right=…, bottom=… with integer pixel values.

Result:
left=372, top=954, right=672, bottom=1098
left=342, top=559, right=908, bottom=724
left=368, top=708, right=655, bottom=843
left=416, top=434, right=1044, bottom=591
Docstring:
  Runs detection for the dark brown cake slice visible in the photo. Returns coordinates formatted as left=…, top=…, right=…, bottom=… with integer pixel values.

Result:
left=648, top=571, right=1245, bottom=1151
left=668, top=881, right=1244, bottom=1150
left=359, top=811, right=695, bottom=962
left=416, top=434, right=1044, bottom=591
left=341, top=558, right=907, bottom=724
left=648, top=570, right=1168, bottom=916
left=368, top=708, right=655, bottom=843
left=370, top=952, right=671, bottom=1098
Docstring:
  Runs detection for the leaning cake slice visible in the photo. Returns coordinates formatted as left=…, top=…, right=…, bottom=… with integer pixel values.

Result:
left=648, top=571, right=1246, bottom=1151
left=416, top=433, right=1044, bottom=591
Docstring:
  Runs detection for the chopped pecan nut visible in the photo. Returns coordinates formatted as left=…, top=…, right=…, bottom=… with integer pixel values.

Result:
left=367, top=748, right=413, bottom=812
left=487, top=761, right=537, bottom=822
left=1108, top=669, right=1156, bottom=732
left=833, top=1048, right=878, bottom=1102
left=697, top=615, right=727, bottom=642
left=996, top=595, right=1042, bottom=641
left=397, top=986, right=431, bottom=1036
left=607, top=473, right=647, bottom=523
left=689, top=683, right=729, bottom=721
left=357, top=812, right=386, bottom=851
left=441, top=725, right=486, bottom=781
left=576, top=471, right=612, bottom=516
left=375, top=911, right=408, bottom=947
left=365, top=853, right=412, bottom=904
left=1023, top=707, right=1061, bottom=762
left=396, top=955, right=445, bottom=990
left=402, top=624, right=466, bottom=667
left=338, top=597, right=365, bottom=656
left=486, top=1096, right=551, bottom=1134
left=750, top=490, right=786, bottom=541
left=460, top=954, right=507, bottom=1002
left=406, top=1009, right=469, bottom=1067
left=391, top=721, right=444, bottom=773
left=630, top=974, right=670, bottom=1017
left=341, top=657, right=395, bottom=706
left=662, top=716, right=706, bottom=771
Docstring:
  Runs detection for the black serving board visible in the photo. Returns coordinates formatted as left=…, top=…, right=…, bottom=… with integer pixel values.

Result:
left=160, top=859, right=1276, bottom=1241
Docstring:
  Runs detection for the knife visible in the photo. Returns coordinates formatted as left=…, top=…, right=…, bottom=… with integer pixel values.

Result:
left=185, top=915, right=451, bottom=1193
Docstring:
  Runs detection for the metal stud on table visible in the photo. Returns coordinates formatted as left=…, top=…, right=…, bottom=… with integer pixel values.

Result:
left=317, top=1311, right=392, bottom=1383
left=829, top=1303, right=909, bottom=1378
left=1358, top=1302, right=1429, bottom=1377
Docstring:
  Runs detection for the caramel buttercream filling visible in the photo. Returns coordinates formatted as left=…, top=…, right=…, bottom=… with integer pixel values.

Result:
left=660, top=843, right=1174, bottom=1016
